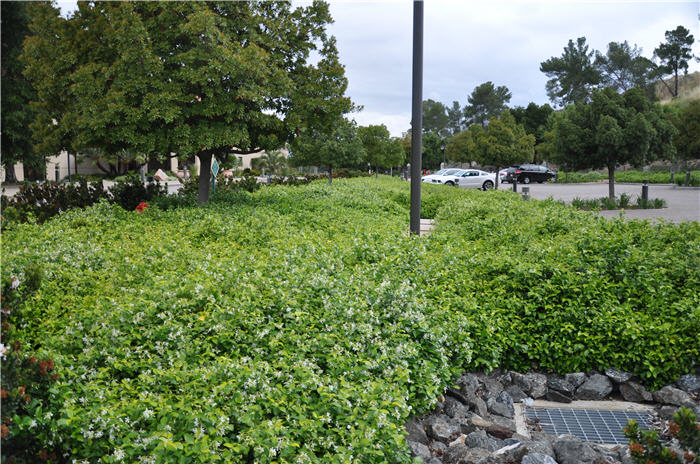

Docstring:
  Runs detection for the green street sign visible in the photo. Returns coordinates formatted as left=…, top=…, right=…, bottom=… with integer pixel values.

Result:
left=211, top=158, right=220, bottom=177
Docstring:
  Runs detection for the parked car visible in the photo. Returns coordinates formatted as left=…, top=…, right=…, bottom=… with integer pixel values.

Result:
left=421, top=168, right=465, bottom=184
left=498, top=168, right=510, bottom=184
left=504, top=164, right=557, bottom=184
left=443, top=169, right=496, bottom=190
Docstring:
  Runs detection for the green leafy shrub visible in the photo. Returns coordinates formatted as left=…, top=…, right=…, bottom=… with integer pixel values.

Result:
left=624, top=407, right=699, bottom=464
left=556, top=171, right=606, bottom=183
left=570, top=196, right=666, bottom=210
left=675, top=171, right=700, bottom=187
left=1, top=180, right=106, bottom=227
left=107, top=174, right=167, bottom=211
left=557, top=169, right=700, bottom=185
left=1, top=178, right=698, bottom=462
left=1, top=266, right=64, bottom=463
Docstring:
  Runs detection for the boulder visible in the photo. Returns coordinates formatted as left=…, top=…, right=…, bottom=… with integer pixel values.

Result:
left=657, top=405, right=678, bottom=420
left=676, top=374, right=700, bottom=393
left=494, top=442, right=526, bottom=461
left=521, top=439, right=556, bottom=458
left=466, top=429, right=502, bottom=452
left=547, top=376, right=576, bottom=396
left=564, top=372, right=587, bottom=388
left=605, top=368, right=633, bottom=383
left=481, top=377, right=504, bottom=400
left=553, top=436, right=602, bottom=464
left=425, top=415, right=459, bottom=443
left=431, top=440, right=447, bottom=457
left=488, top=415, right=516, bottom=433
left=545, top=389, right=573, bottom=403
left=445, top=396, right=472, bottom=419
left=619, top=382, right=653, bottom=403
left=443, top=444, right=491, bottom=464
left=652, top=386, right=693, bottom=406
left=458, top=373, right=481, bottom=397
left=522, top=453, right=558, bottom=464
left=505, top=384, right=528, bottom=402
left=470, top=416, right=495, bottom=429
left=486, top=424, right=514, bottom=440
left=575, top=374, right=613, bottom=400
left=487, top=391, right=515, bottom=418
left=405, top=417, right=429, bottom=445
left=466, top=392, right=489, bottom=418
left=513, top=373, right=548, bottom=399
left=407, top=440, right=432, bottom=460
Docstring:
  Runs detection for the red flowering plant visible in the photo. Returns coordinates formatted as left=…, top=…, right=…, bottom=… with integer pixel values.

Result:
left=135, top=202, right=150, bottom=213
left=1, top=265, right=63, bottom=462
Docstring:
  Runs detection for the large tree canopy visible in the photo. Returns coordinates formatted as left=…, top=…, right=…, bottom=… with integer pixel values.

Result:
left=289, top=118, right=364, bottom=184
left=22, top=1, right=352, bottom=203
left=472, top=111, right=535, bottom=188
left=540, top=37, right=600, bottom=107
left=464, top=81, right=512, bottom=127
left=445, top=124, right=483, bottom=164
left=1, top=1, right=41, bottom=181
left=421, top=99, right=449, bottom=137
left=654, top=25, right=696, bottom=98
left=595, top=41, right=656, bottom=100
left=553, top=87, right=675, bottom=198
left=358, top=124, right=403, bottom=177
left=671, top=100, right=700, bottom=166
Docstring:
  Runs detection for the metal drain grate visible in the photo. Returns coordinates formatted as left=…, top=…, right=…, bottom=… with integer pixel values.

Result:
left=525, top=407, right=653, bottom=445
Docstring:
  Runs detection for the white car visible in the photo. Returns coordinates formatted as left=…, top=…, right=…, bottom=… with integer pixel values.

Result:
left=443, top=169, right=496, bottom=190
left=421, top=168, right=465, bottom=184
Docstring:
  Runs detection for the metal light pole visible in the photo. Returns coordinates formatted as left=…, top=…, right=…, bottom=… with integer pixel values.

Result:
left=409, top=0, right=423, bottom=235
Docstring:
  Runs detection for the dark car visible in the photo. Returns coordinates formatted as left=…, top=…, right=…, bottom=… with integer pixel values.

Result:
left=504, top=164, right=557, bottom=184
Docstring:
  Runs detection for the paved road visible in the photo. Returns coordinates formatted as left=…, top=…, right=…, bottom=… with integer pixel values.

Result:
left=497, top=182, right=700, bottom=223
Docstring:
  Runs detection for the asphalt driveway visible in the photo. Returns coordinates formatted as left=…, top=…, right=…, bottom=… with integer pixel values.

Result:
left=498, top=182, right=700, bottom=223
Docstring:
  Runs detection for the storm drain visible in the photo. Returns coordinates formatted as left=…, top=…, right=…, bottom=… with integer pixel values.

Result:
left=525, top=406, right=653, bottom=445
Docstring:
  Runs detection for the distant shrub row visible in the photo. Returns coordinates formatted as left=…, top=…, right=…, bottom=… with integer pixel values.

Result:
left=556, top=169, right=700, bottom=186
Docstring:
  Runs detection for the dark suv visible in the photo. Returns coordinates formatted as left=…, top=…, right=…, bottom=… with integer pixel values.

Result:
left=504, top=164, right=556, bottom=184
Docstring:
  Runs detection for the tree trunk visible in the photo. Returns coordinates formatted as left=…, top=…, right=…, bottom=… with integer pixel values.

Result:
left=198, top=151, right=212, bottom=205
left=375, top=167, right=378, bottom=179
left=608, top=164, right=615, bottom=200
left=565, top=171, right=569, bottom=182
left=4, top=164, right=17, bottom=183
left=328, top=163, right=333, bottom=185
left=674, top=68, right=679, bottom=97
left=494, top=165, right=500, bottom=190
left=685, top=170, right=691, bottom=186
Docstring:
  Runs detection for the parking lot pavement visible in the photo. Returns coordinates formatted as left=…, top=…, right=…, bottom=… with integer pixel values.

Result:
left=497, top=182, right=700, bottom=223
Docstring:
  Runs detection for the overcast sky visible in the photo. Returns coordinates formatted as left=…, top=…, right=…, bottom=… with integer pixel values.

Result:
left=57, top=1, right=700, bottom=136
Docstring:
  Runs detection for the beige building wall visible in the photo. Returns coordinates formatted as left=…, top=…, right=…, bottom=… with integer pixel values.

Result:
left=1, top=148, right=289, bottom=182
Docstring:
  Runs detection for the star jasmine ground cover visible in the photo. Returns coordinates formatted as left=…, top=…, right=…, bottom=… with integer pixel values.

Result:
left=2, top=178, right=698, bottom=462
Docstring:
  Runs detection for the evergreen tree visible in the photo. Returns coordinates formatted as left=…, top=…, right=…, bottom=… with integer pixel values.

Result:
left=595, top=41, right=656, bottom=99
left=553, top=87, right=675, bottom=198
left=540, top=37, right=600, bottom=107
left=464, top=82, right=511, bottom=127
left=654, top=26, right=696, bottom=98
